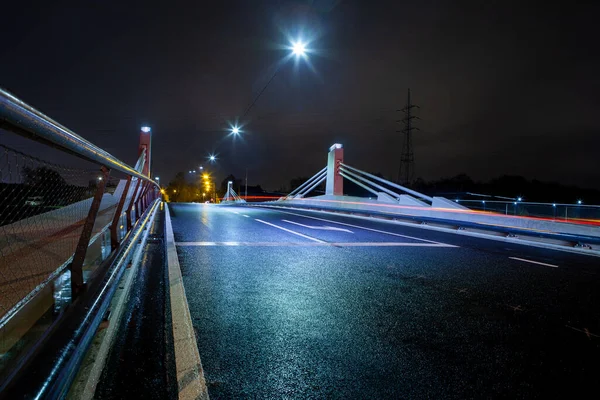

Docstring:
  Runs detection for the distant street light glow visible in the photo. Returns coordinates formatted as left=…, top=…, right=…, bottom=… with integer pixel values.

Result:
left=231, top=126, right=240, bottom=135
left=209, top=154, right=217, bottom=162
left=141, top=126, right=151, bottom=133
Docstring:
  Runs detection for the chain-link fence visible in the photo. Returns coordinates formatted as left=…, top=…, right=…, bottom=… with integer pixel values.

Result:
left=0, top=143, right=156, bottom=383
left=0, top=144, right=109, bottom=316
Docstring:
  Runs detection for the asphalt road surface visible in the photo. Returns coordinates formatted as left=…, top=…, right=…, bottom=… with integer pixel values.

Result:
left=169, top=203, right=600, bottom=399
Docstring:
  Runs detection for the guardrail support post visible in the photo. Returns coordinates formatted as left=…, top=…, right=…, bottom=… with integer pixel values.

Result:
left=143, top=188, right=149, bottom=210
left=110, top=176, right=132, bottom=249
left=136, top=182, right=149, bottom=220
left=127, top=178, right=142, bottom=230
left=70, top=166, right=110, bottom=295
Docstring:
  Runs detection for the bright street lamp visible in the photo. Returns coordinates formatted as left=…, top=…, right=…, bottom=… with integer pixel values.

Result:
left=292, top=40, right=307, bottom=57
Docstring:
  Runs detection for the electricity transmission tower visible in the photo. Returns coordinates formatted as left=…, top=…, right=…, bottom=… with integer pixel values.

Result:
left=397, top=88, right=420, bottom=185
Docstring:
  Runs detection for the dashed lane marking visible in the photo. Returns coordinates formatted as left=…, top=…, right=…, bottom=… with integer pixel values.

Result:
left=282, top=219, right=353, bottom=233
left=270, top=209, right=457, bottom=246
left=254, top=219, right=327, bottom=243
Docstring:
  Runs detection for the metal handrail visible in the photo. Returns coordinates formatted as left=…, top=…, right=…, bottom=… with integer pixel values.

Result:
left=457, top=199, right=600, bottom=207
left=0, top=88, right=158, bottom=187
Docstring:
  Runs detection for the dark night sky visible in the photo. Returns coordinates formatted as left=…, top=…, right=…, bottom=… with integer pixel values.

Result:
left=1, top=0, right=599, bottom=190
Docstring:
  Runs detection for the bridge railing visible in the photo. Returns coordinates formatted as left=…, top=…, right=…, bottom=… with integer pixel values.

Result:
left=455, top=200, right=600, bottom=224
left=0, top=87, right=160, bottom=395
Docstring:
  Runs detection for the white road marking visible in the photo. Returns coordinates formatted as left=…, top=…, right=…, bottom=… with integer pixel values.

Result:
left=242, top=215, right=250, bottom=218
left=233, top=211, right=240, bottom=214
left=176, top=241, right=455, bottom=247
left=509, top=257, right=558, bottom=268
left=331, top=242, right=454, bottom=247
left=164, top=205, right=209, bottom=399
left=271, top=209, right=456, bottom=246
left=282, top=219, right=353, bottom=233
left=254, top=219, right=327, bottom=243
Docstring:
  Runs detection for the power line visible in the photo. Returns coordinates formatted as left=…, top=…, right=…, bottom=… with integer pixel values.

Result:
left=239, top=64, right=283, bottom=121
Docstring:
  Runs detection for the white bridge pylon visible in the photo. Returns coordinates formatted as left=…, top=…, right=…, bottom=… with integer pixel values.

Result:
left=223, top=180, right=246, bottom=203
left=283, top=143, right=466, bottom=210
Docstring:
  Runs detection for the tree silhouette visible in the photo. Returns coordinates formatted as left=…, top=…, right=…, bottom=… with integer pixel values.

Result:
left=23, top=166, right=66, bottom=187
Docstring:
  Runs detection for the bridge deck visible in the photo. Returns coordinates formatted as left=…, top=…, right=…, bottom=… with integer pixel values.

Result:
left=168, top=203, right=600, bottom=398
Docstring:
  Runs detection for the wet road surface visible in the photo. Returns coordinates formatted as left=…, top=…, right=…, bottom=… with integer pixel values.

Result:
left=170, top=203, right=600, bottom=399
left=96, top=209, right=177, bottom=399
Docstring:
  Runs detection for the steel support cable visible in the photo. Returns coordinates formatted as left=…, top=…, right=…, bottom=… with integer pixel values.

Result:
left=298, top=174, right=326, bottom=198
left=339, top=167, right=402, bottom=201
left=338, top=171, right=379, bottom=196
left=340, top=162, right=433, bottom=202
left=297, top=172, right=327, bottom=197
left=287, top=167, right=327, bottom=197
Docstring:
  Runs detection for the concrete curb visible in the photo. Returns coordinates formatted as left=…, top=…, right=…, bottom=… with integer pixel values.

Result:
left=257, top=204, right=600, bottom=258
left=165, top=203, right=210, bottom=400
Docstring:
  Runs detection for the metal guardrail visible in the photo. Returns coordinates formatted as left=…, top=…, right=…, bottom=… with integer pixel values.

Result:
left=455, top=199, right=600, bottom=223
left=0, top=88, right=162, bottom=397
left=0, top=88, right=158, bottom=186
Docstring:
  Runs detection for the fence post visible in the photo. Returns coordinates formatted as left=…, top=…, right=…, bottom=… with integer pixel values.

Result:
left=110, top=176, right=132, bottom=250
left=126, top=178, right=142, bottom=230
left=70, top=166, right=110, bottom=295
